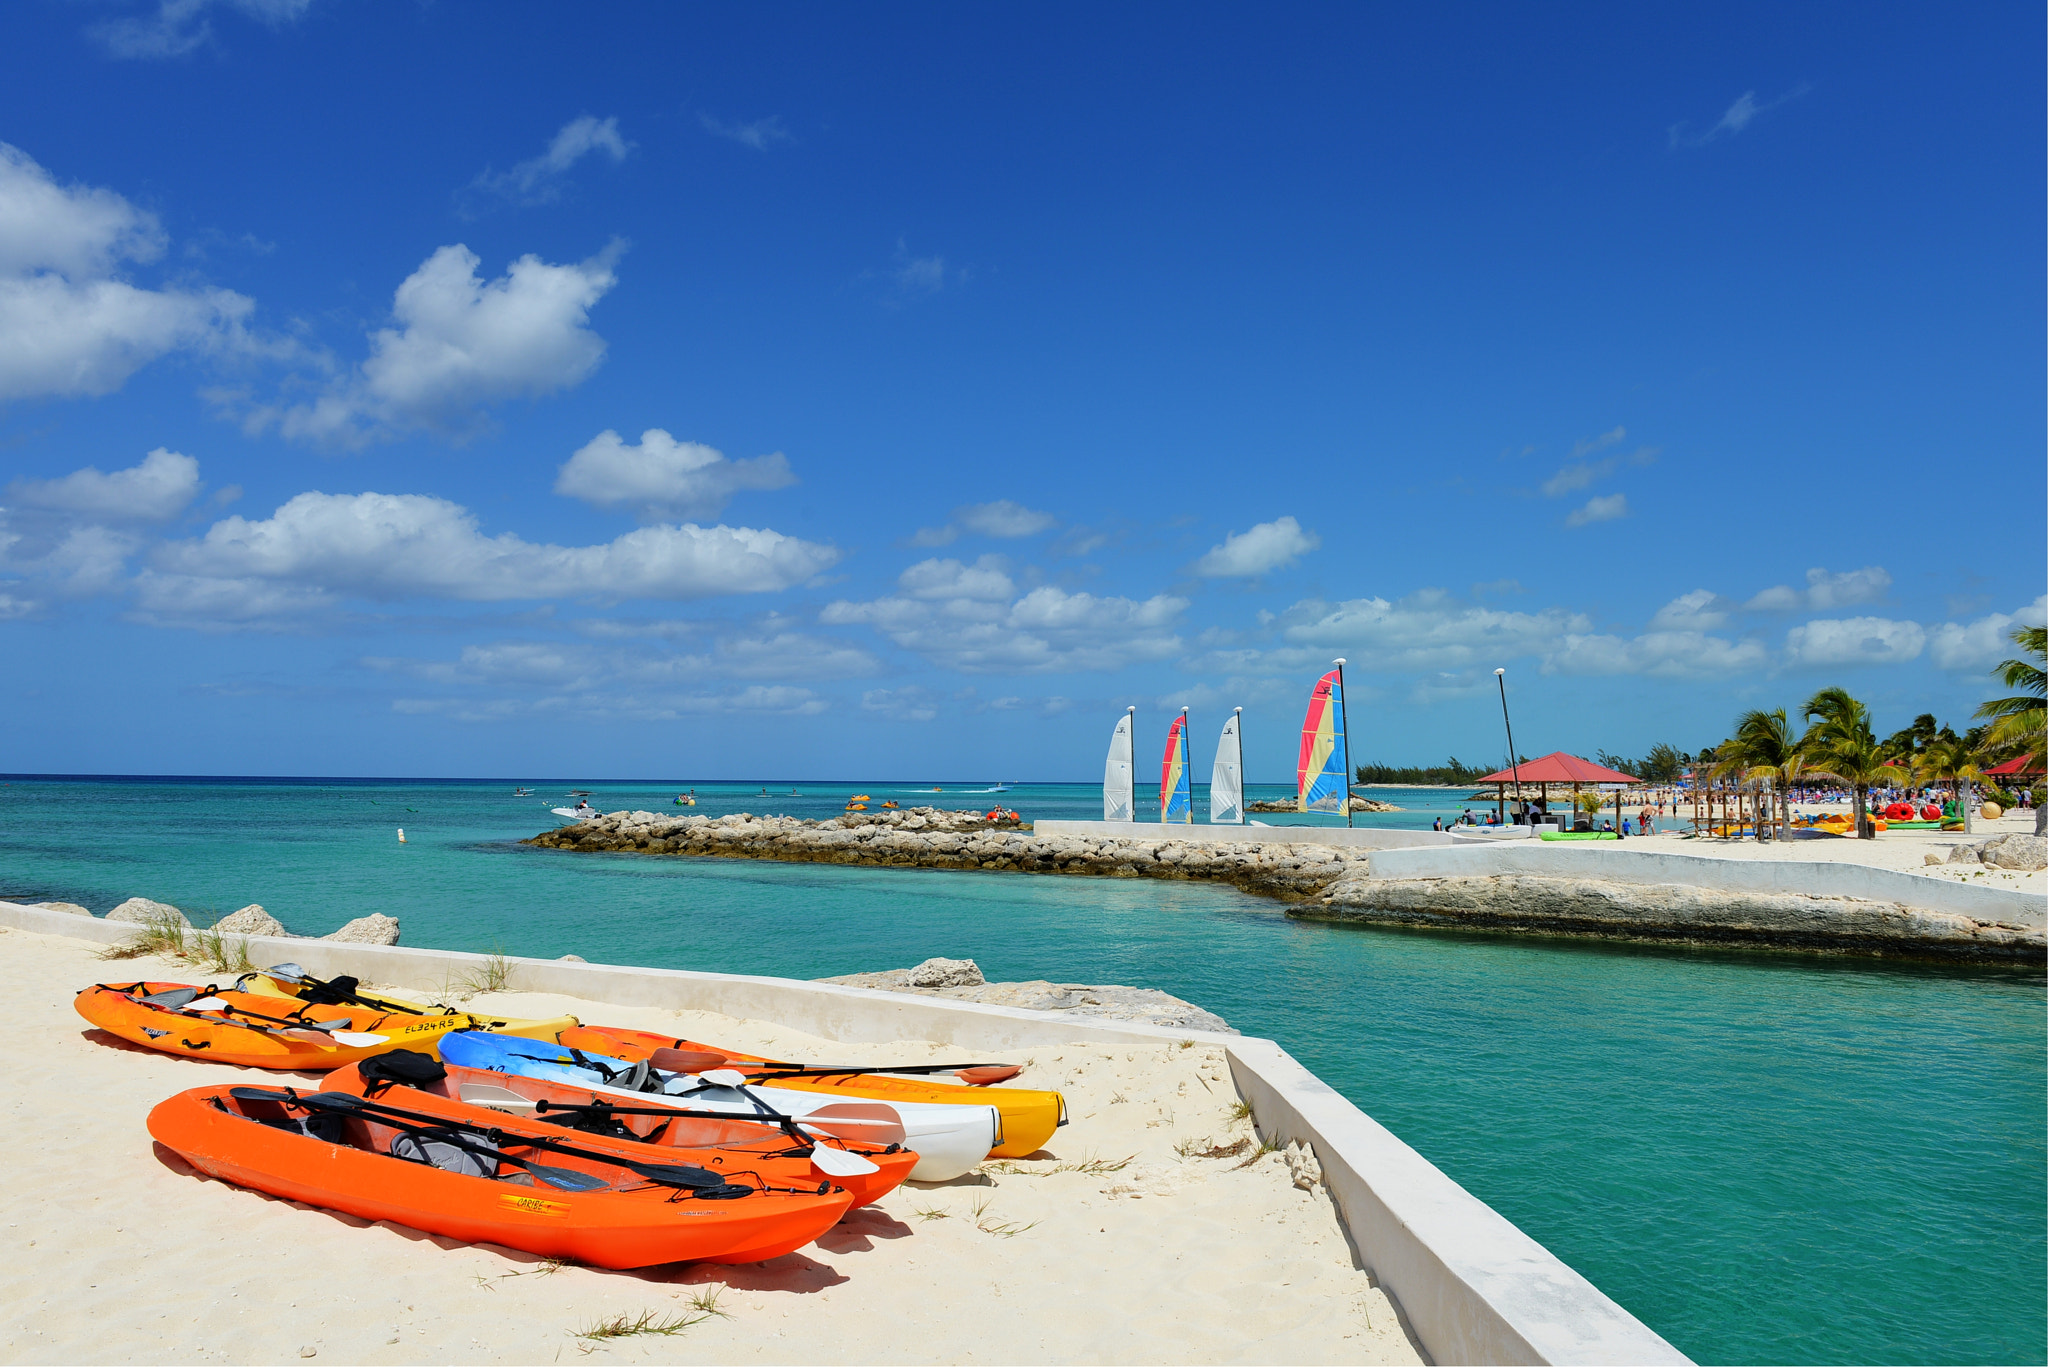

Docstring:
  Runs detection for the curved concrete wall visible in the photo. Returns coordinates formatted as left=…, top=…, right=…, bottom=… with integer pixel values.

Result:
left=1365, top=843, right=2042, bottom=929
left=9, top=898, right=1688, bottom=1365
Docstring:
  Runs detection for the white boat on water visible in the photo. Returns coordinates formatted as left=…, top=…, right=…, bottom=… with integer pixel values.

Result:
left=551, top=801, right=599, bottom=820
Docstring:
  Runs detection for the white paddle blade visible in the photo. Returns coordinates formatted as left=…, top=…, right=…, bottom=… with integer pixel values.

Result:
left=329, top=1030, right=390, bottom=1047
left=807, top=1144, right=880, bottom=1177
left=184, top=997, right=231, bottom=1013
left=699, top=1069, right=750, bottom=1088
left=800, top=1102, right=909, bottom=1148
left=458, top=1082, right=539, bottom=1109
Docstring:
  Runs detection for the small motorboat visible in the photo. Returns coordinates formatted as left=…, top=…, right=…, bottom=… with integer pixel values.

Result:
left=551, top=800, right=600, bottom=820
left=511, top=787, right=532, bottom=797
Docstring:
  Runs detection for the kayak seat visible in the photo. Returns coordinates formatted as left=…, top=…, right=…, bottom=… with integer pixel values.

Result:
left=390, top=1129, right=498, bottom=1178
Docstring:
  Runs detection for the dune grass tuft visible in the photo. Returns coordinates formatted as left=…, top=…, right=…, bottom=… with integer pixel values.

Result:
left=98, top=909, right=188, bottom=962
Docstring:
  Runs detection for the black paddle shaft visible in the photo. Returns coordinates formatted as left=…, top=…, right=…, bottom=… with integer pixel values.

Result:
left=231, top=1088, right=768, bottom=1193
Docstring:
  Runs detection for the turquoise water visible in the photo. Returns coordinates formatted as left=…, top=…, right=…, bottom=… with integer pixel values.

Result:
left=4, top=776, right=2042, bottom=1365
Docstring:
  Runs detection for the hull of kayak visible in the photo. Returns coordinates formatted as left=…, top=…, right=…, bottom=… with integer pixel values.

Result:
left=77, top=982, right=468, bottom=1070
left=240, top=972, right=576, bottom=1043
left=148, top=1085, right=852, bottom=1268
left=324, top=1059, right=919, bottom=1208
left=561, top=1024, right=1066, bottom=1159
left=442, top=1031, right=999, bottom=1181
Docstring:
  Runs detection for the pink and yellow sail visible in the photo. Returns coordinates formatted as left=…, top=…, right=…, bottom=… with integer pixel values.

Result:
left=1160, top=710, right=1192, bottom=823
left=1297, top=667, right=1350, bottom=813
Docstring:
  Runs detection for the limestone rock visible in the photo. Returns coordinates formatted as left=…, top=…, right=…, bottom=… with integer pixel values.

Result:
left=1945, top=844, right=1982, bottom=864
left=212, top=904, right=286, bottom=937
left=106, top=897, right=190, bottom=927
left=1982, top=833, right=2048, bottom=871
left=1283, top=1139, right=1323, bottom=1191
left=558, top=954, right=586, bottom=962
left=1923, top=852, right=1945, bottom=866
left=34, top=901, right=93, bottom=917
left=817, top=967, right=1236, bottom=1032
left=907, top=956, right=984, bottom=988
left=325, top=913, right=400, bottom=945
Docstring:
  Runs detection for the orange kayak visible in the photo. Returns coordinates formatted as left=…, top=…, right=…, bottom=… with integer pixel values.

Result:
left=323, top=1054, right=919, bottom=1208
left=77, top=981, right=469, bottom=1070
left=148, top=1082, right=855, bottom=1268
left=558, top=1024, right=1067, bottom=1159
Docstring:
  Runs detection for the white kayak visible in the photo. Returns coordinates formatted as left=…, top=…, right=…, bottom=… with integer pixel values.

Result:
left=439, top=1032, right=1001, bottom=1181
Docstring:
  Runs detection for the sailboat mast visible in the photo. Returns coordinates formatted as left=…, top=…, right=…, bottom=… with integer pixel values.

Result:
left=1334, top=657, right=1353, bottom=829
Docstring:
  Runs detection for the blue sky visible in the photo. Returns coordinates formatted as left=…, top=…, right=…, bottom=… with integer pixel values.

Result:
left=0, top=1, right=2040, bottom=780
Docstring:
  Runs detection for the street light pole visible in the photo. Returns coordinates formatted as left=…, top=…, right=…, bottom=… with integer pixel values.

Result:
left=1495, top=668, right=1524, bottom=824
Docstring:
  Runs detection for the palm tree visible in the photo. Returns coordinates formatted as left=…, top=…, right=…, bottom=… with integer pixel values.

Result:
left=1915, top=736, right=1985, bottom=835
left=1801, top=687, right=1904, bottom=838
left=1719, top=708, right=1800, bottom=840
left=1975, top=625, right=2046, bottom=835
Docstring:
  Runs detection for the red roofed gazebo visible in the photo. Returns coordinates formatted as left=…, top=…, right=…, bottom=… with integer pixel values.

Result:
left=1476, top=752, right=1642, bottom=787
left=1982, top=753, right=2042, bottom=779
left=1474, top=751, right=1640, bottom=828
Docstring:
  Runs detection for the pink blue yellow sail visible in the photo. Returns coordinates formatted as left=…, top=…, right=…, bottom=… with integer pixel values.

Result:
left=1297, top=668, right=1349, bottom=812
left=1160, top=711, right=1192, bottom=823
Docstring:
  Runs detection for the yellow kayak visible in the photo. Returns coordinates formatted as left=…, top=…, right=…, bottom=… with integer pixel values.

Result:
left=559, top=1025, right=1067, bottom=1159
left=241, top=966, right=577, bottom=1044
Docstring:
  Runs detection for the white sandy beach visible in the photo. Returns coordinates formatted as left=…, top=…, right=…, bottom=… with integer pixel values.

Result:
left=0, top=928, right=1423, bottom=1366
left=1624, top=805, right=2046, bottom=893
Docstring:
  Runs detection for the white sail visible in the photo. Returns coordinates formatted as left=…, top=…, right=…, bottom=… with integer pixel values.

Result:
left=1211, top=709, right=1245, bottom=824
left=1103, top=709, right=1135, bottom=821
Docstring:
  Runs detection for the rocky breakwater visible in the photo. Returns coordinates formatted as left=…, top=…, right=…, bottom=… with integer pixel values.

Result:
left=524, top=806, right=1368, bottom=902
left=1302, top=863, right=2046, bottom=965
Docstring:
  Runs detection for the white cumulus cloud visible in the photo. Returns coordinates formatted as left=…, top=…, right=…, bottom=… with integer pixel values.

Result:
left=1543, top=630, right=1769, bottom=678
left=908, top=499, right=1056, bottom=547
left=1784, top=616, right=1926, bottom=666
left=0, top=143, right=256, bottom=401
left=89, top=0, right=314, bottom=60
left=555, top=429, right=794, bottom=520
left=824, top=583, right=1187, bottom=673
left=699, top=115, right=793, bottom=151
left=897, top=556, right=1016, bottom=602
left=1647, top=588, right=1733, bottom=631
left=1272, top=590, right=1590, bottom=672
left=143, top=490, right=839, bottom=624
left=261, top=242, right=618, bottom=443
left=1191, top=516, right=1319, bottom=577
left=1928, top=597, right=2048, bottom=671
left=468, top=116, right=631, bottom=206
left=1565, top=493, right=1628, bottom=527
left=7, top=447, right=201, bottom=522
left=1746, top=566, right=1891, bottom=612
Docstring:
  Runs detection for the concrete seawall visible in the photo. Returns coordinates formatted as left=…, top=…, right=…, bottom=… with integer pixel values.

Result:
left=3, top=898, right=1689, bottom=1365
left=1303, top=844, right=2045, bottom=964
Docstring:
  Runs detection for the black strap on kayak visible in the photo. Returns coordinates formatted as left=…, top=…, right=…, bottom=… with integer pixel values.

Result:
left=530, top=1100, right=902, bottom=1158
left=228, top=1088, right=771, bottom=1197
left=229, top=1088, right=608, bottom=1192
